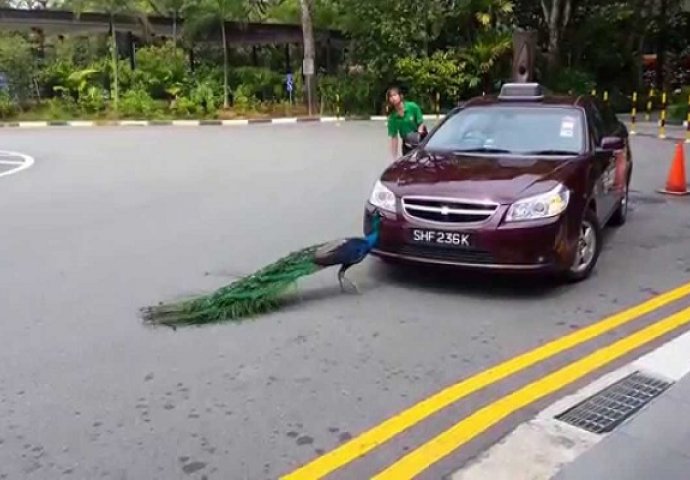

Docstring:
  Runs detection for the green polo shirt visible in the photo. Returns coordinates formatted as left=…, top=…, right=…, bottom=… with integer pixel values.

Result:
left=387, top=100, right=423, bottom=138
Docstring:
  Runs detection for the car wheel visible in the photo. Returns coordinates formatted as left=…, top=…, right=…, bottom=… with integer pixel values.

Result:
left=608, top=177, right=629, bottom=227
left=563, top=209, right=602, bottom=283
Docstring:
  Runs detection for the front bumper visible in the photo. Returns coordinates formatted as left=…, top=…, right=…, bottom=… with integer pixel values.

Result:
left=364, top=204, right=576, bottom=272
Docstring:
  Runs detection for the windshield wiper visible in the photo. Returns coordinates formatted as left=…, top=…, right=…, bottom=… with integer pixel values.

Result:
left=524, top=149, right=579, bottom=156
left=453, top=147, right=513, bottom=154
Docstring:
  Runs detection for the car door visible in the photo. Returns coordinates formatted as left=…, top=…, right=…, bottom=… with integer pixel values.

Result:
left=586, top=101, right=617, bottom=221
left=599, top=100, right=630, bottom=202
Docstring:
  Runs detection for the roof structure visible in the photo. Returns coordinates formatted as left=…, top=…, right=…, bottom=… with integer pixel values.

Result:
left=0, top=7, right=346, bottom=47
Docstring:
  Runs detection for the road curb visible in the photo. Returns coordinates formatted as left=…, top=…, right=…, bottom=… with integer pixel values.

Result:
left=0, top=114, right=448, bottom=128
left=451, top=328, right=690, bottom=480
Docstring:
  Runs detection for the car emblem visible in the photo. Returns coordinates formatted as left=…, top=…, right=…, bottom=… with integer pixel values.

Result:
left=441, top=206, right=450, bottom=215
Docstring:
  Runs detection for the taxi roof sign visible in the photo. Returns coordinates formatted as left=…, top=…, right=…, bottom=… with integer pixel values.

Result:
left=498, top=83, right=544, bottom=101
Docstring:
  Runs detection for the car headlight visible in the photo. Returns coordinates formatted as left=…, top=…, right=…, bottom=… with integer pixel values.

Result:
left=369, top=180, right=396, bottom=212
left=505, top=184, right=570, bottom=222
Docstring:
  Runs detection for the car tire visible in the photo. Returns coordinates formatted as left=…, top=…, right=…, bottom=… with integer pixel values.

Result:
left=563, top=209, right=602, bottom=283
left=608, top=175, right=630, bottom=227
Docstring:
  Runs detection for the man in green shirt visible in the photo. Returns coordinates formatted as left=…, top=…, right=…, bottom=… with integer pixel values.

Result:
left=386, top=87, right=427, bottom=159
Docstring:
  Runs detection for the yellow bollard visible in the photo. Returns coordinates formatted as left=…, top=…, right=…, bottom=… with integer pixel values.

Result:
left=630, top=91, right=638, bottom=135
left=646, top=88, right=654, bottom=122
left=659, top=92, right=667, bottom=139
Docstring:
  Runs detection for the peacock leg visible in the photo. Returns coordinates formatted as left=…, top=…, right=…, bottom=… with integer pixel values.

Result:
left=344, top=276, right=360, bottom=294
left=338, top=266, right=359, bottom=294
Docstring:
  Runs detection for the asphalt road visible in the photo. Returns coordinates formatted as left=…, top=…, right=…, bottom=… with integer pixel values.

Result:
left=1, top=123, right=689, bottom=480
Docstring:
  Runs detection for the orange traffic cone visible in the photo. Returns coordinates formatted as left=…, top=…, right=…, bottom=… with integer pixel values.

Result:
left=658, top=143, right=689, bottom=196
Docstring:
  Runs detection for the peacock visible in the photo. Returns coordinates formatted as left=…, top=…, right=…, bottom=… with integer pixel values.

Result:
left=140, top=211, right=382, bottom=327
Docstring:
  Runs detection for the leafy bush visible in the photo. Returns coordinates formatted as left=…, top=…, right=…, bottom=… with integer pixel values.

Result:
left=670, top=86, right=690, bottom=106
left=47, top=94, right=77, bottom=119
left=189, top=81, right=220, bottom=114
left=120, top=88, right=159, bottom=118
left=165, top=76, right=221, bottom=118
left=229, top=67, right=285, bottom=102
left=52, top=68, right=107, bottom=114
left=0, top=33, right=36, bottom=103
left=546, top=67, right=596, bottom=95
left=668, top=102, right=689, bottom=124
left=133, top=43, right=187, bottom=99
left=37, top=60, right=75, bottom=99
left=318, top=72, right=379, bottom=116
left=170, top=96, right=201, bottom=117
left=232, top=84, right=258, bottom=114
left=0, top=91, right=18, bottom=119
left=395, top=51, right=468, bottom=111
left=78, top=85, right=107, bottom=114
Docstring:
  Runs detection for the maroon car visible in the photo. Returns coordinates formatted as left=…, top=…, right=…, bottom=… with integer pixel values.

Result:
left=363, top=83, right=632, bottom=282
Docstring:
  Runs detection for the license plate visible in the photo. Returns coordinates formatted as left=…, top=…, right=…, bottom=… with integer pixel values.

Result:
left=410, top=229, right=472, bottom=248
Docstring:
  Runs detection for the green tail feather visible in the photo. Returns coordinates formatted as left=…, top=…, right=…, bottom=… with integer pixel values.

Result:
left=141, top=243, right=326, bottom=327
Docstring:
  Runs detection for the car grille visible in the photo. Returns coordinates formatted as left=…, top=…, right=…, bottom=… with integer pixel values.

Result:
left=402, top=196, right=498, bottom=224
left=398, top=245, right=496, bottom=265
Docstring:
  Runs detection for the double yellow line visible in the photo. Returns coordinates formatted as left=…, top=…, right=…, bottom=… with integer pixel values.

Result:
left=281, top=281, right=690, bottom=480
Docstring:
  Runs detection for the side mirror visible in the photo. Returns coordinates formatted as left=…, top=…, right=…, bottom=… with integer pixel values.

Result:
left=599, top=136, right=624, bottom=152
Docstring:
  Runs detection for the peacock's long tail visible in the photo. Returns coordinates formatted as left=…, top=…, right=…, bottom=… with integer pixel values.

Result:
left=141, top=243, right=326, bottom=327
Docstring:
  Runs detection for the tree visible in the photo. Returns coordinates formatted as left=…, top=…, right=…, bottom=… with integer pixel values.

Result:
left=540, top=0, right=574, bottom=71
left=299, top=0, right=316, bottom=114
left=334, top=0, right=438, bottom=74
left=460, top=29, right=512, bottom=92
left=147, top=0, right=187, bottom=53
left=183, top=0, right=266, bottom=109
left=64, top=0, right=150, bottom=112
left=262, top=0, right=339, bottom=28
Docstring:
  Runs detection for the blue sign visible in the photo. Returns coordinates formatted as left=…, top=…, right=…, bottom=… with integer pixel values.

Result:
left=286, top=73, right=294, bottom=93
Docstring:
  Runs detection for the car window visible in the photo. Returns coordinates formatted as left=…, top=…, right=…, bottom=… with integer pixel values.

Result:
left=424, top=106, right=586, bottom=155
left=586, top=102, right=605, bottom=144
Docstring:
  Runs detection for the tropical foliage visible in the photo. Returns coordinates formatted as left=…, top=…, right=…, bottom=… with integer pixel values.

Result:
left=0, top=0, right=688, bottom=120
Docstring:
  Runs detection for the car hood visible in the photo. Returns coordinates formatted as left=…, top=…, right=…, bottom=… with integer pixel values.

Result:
left=380, top=149, right=581, bottom=203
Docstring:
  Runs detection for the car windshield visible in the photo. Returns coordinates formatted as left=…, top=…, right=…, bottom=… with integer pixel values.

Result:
left=425, top=105, right=586, bottom=156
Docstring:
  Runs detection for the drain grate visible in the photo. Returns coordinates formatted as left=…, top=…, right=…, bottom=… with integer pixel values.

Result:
left=555, top=371, right=674, bottom=434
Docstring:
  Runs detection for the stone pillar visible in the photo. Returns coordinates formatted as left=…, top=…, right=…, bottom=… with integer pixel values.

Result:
left=512, top=30, right=537, bottom=83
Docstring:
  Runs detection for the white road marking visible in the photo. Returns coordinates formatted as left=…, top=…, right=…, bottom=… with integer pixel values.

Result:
left=0, top=151, right=35, bottom=179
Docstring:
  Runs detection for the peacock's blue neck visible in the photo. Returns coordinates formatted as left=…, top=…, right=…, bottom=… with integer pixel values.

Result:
left=365, top=218, right=381, bottom=248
